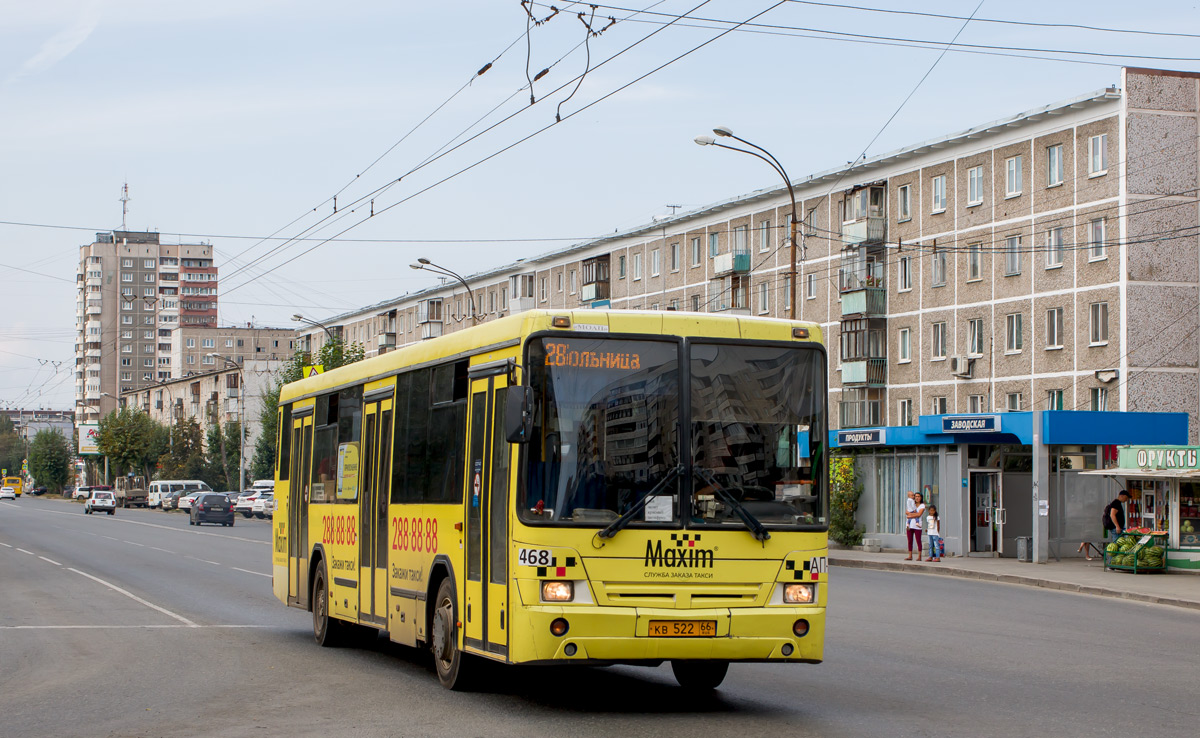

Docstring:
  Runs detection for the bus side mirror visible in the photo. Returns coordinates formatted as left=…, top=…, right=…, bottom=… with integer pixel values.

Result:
left=505, top=386, right=533, bottom=443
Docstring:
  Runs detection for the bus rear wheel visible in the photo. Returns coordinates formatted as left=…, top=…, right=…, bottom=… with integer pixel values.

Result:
left=671, top=660, right=729, bottom=690
left=312, top=564, right=344, bottom=647
left=431, top=578, right=468, bottom=690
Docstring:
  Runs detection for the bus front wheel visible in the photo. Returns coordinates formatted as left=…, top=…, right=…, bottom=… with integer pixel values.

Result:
left=432, top=578, right=468, bottom=690
left=312, top=563, right=344, bottom=647
left=671, top=660, right=729, bottom=690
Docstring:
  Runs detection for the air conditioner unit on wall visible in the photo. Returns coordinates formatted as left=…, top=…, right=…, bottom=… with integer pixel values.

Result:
left=951, top=355, right=974, bottom=378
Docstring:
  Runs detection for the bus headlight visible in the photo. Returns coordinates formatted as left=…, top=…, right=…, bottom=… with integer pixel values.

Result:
left=783, top=583, right=815, bottom=604
left=542, top=581, right=574, bottom=602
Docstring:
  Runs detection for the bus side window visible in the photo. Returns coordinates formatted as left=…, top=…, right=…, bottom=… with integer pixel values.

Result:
left=278, top=404, right=292, bottom=480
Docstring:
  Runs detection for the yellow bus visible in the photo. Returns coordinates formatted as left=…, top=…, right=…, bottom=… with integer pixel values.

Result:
left=3, top=476, right=22, bottom=497
left=272, top=310, right=828, bottom=690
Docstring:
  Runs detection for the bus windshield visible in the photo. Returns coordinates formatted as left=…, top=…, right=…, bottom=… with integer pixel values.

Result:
left=521, top=336, right=680, bottom=525
left=519, top=335, right=827, bottom=530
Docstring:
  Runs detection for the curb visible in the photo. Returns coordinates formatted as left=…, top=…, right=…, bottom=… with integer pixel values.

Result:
left=829, top=556, right=1200, bottom=612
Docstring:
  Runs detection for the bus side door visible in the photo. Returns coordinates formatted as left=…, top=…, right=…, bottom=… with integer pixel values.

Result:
left=358, top=395, right=393, bottom=625
left=464, top=373, right=510, bottom=659
left=288, top=412, right=314, bottom=607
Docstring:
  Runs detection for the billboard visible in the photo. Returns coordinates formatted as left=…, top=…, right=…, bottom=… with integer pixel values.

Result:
left=78, top=423, right=101, bottom=456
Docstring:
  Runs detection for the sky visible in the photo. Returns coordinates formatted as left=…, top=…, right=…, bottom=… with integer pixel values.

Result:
left=2, top=0, right=1199, bottom=411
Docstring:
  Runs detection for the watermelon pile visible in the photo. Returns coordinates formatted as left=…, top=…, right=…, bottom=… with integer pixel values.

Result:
left=1105, top=535, right=1165, bottom=569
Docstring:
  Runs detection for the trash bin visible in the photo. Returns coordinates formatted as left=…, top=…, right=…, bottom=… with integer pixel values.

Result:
left=1016, top=536, right=1032, bottom=562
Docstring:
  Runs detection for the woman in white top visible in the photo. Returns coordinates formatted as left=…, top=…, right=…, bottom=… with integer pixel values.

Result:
left=905, top=491, right=926, bottom=561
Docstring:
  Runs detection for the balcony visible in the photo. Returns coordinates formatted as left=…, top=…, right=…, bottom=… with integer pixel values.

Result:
left=421, top=322, right=444, bottom=340
left=712, top=250, right=751, bottom=276
left=509, top=273, right=537, bottom=313
left=377, top=332, right=396, bottom=350
left=842, top=357, right=887, bottom=387
left=840, top=286, right=886, bottom=317
left=581, top=281, right=610, bottom=302
left=841, top=216, right=886, bottom=246
left=417, top=300, right=443, bottom=325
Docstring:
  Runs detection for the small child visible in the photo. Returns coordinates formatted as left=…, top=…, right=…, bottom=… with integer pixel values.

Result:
left=926, top=505, right=942, bottom=562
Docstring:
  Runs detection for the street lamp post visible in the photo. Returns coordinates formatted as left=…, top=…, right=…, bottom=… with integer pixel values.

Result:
left=99, top=392, right=114, bottom=485
left=695, top=127, right=801, bottom=317
left=410, top=258, right=478, bottom=325
left=291, top=313, right=336, bottom=357
left=207, top=354, right=245, bottom=493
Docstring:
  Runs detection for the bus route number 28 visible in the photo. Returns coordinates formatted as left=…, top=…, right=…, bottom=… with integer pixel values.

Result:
left=391, top=516, right=438, bottom=553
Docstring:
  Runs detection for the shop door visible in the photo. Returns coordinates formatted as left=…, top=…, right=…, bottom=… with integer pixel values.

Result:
left=463, top=375, right=510, bottom=657
left=970, top=471, right=1002, bottom=555
left=288, top=413, right=313, bottom=606
left=358, top=397, right=393, bottom=624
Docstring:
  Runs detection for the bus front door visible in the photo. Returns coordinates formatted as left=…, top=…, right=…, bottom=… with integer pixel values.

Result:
left=358, top=396, right=393, bottom=625
left=288, top=413, right=313, bottom=607
left=464, top=374, right=510, bottom=658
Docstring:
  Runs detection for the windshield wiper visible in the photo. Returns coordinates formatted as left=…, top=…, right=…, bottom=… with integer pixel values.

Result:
left=597, top=465, right=684, bottom=540
left=693, top=467, right=771, bottom=542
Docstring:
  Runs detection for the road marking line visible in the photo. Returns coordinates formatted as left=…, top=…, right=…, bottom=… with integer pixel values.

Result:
left=123, top=540, right=145, bottom=547
left=38, top=556, right=61, bottom=566
left=0, top=542, right=11, bottom=547
left=232, top=567, right=271, bottom=578
left=16, top=547, right=35, bottom=555
left=101, top=535, right=120, bottom=541
left=147, top=546, right=175, bottom=554
left=67, top=567, right=198, bottom=628
left=186, top=556, right=221, bottom=566
left=0, top=624, right=269, bottom=630
left=15, top=503, right=269, bottom=545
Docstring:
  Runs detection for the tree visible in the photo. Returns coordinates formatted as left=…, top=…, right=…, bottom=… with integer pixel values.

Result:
left=0, top=415, right=23, bottom=475
left=250, top=337, right=365, bottom=479
left=205, top=421, right=242, bottom=492
left=95, top=407, right=162, bottom=479
left=829, top=456, right=865, bottom=546
left=28, top=429, right=71, bottom=491
left=157, top=417, right=206, bottom=480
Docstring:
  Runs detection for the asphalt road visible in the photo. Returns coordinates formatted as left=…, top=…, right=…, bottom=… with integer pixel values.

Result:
left=1, top=496, right=1196, bottom=738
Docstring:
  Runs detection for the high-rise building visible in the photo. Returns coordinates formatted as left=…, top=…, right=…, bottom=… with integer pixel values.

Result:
left=75, top=231, right=217, bottom=424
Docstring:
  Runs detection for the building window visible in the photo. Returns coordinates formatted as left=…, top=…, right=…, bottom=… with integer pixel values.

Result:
left=709, top=233, right=719, bottom=257
left=931, top=251, right=946, bottom=287
left=121, top=358, right=131, bottom=367
left=1047, top=389, right=1064, bottom=410
left=968, top=395, right=987, bottom=413
left=632, top=253, right=643, bottom=280
left=1006, top=393, right=1022, bottom=412
left=1005, top=156, right=1023, bottom=196
left=539, top=277, right=547, bottom=302
left=122, top=301, right=133, bottom=310
left=1046, top=307, right=1064, bottom=349
left=557, top=272, right=563, bottom=292
left=144, top=259, right=156, bottom=268
left=618, top=255, right=626, bottom=278
left=1088, top=218, right=1106, bottom=260
left=967, top=166, right=984, bottom=206
left=968, top=318, right=984, bottom=356
left=121, top=273, right=133, bottom=282
left=1090, top=302, right=1109, bottom=345
left=758, top=220, right=770, bottom=253
left=757, top=281, right=770, bottom=314
left=1089, top=134, right=1108, bottom=176
left=122, top=344, right=132, bottom=353
left=669, top=298, right=679, bottom=310
left=144, top=274, right=154, bottom=283
left=1046, top=227, right=1064, bottom=268
left=1047, top=144, right=1064, bottom=186
left=1004, top=236, right=1021, bottom=275
left=122, top=258, right=133, bottom=267
left=898, top=398, right=914, bottom=427
left=805, top=273, right=815, bottom=300
left=121, top=315, right=132, bottom=325
left=733, top=225, right=747, bottom=254
left=967, top=243, right=982, bottom=281
left=202, top=355, right=215, bottom=365
left=899, top=256, right=912, bottom=291
left=120, top=372, right=131, bottom=381
left=201, top=338, right=213, bottom=348
left=670, top=242, right=679, bottom=271
left=691, top=237, right=701, bottom=266
left=781, top=275, right=793, bottom=311
left=569, top=269, right=577, bottom=293
left=898, top=327, right=911, bottom=363
left=1006, top=313, right=1023, bottom=353
left=898, top=184, right=911, bottom=221
left=931, top=396, right=948, bottom=414
left=932, top=321, right=947, bottom=360
left=650, top=249, right=660, bottom=277
left=1091, top=387, right=1109, bottom=411
left=932, top=175, right=946, bottom=212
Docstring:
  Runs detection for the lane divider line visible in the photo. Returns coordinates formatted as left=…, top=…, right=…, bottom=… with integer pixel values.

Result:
left=123, top=540, right=145, bottom=547
left=186, top=556, right=221, bottom=566
left=16, top=547, right=35, bottom=555
left=38, top=556, right=62, bottom=566
left=147, top=546, right=175, bottom=554
left=67, top=567, right=198, bottom=627
left=0, top=542, right=11, bottom=547
left=232, top=567, right=271, bottom=578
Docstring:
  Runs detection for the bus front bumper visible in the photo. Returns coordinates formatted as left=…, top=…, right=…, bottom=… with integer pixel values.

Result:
left=511, top=606, right=825, bottom=664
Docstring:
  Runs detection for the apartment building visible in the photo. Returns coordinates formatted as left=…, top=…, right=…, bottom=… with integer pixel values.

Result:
left=298, top=68, right=1199, bottom=559
left=75, top=231, right=217, bottom=423
left=171, top=325, right=295, bottom=376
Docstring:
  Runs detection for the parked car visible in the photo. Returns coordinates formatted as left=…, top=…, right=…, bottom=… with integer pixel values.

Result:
left=84, top=489, right=116, bottom=515
left=0, top=486, right=16, bottom=500
left=190, top=493, right=234, bottom=527
left=30, top=486, right=47, bottom=496
left=177, top=492, right=204, bottom=511
left=73, top=485, right=93, bottom=500
left=252, top=491, right=275, bottom=519
left=234, top=490, right=265, bottom=517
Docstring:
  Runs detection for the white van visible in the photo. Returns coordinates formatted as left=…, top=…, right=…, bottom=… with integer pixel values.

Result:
left=148, top=480, right=182, bottom=509
left=153, top=479, right=213, bottom=510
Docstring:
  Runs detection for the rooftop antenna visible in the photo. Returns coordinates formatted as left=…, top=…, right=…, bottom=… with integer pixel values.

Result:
left=666, top=204, right=682, bottom=215
left=119, top=182, right=131, bottom=229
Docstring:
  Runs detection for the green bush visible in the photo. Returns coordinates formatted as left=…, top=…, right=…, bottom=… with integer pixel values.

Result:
left=829, top=456, right=864, bottom=546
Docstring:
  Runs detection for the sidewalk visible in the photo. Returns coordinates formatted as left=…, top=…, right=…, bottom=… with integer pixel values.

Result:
left=829, top=547, right=1200, bottom=612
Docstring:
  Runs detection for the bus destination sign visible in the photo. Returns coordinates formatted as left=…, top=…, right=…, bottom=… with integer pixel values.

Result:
left=543, top=342, right=642, bottom=370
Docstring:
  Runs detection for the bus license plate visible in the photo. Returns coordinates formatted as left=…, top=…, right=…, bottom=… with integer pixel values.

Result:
left=648, top=620, right=716, bottom=637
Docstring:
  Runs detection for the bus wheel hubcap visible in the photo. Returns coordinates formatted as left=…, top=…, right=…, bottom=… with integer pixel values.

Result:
left=433, top=600, right=453, bottom=664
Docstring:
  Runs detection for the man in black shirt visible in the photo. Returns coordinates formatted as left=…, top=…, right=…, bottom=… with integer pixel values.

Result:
left=1103, top=490, right=1132, bottom=542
